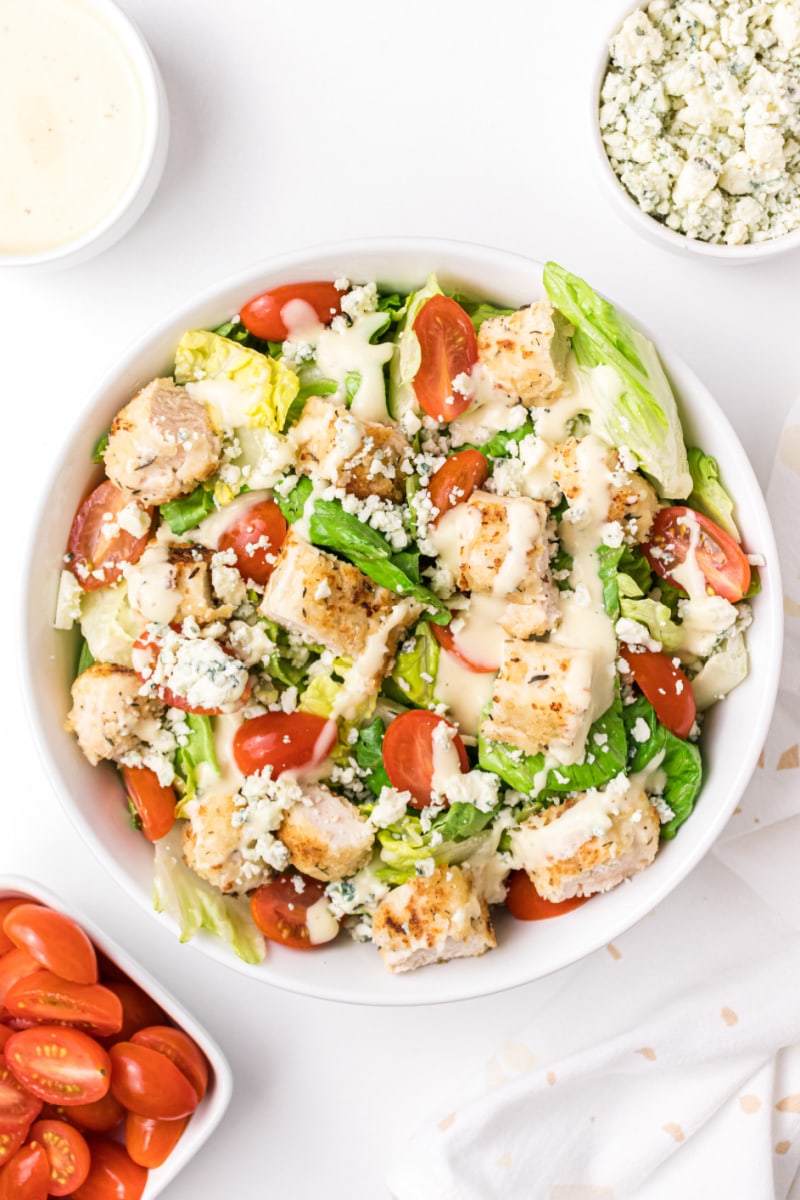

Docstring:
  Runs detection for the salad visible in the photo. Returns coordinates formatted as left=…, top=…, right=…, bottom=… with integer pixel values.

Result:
left=57, top=265, right=758, bottom=974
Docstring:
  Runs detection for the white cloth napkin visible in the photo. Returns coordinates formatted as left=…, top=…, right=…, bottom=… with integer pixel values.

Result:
left=387, top=401, right=800, bottom=1200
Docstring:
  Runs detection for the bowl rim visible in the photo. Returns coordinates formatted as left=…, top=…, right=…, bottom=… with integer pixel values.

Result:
left=590, top=0, right=800, bottom=261
left=20, top=235, right=785, bottom=1005
left=0, top=873, right=233, bottom=1196
left=0, top=0, right=166, bottom=269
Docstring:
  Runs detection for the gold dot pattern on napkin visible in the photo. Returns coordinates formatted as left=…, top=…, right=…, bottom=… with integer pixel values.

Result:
left=503, top=1040, right=537, bottom=1072
left=662, top=1123, right=685, bottom=1142
left=775, top=1141, right=791, bottom=1155
left=776, top=1095, right=800, bottom=1113
left=777, top=744, right=799, bottom=770
left=778, top=425, right=800, bottom=473
left=738, top=1095, right=761, bottom=1114
left=547, top=1070, right=557, bottom=1086
left=635, top=1047, right=656, bottom=1061
left=606, top=943, right=622, bottom=960
left=721, top=1007, right=739, bottom=1027
left=437, top=1112, right=456, bottom=1132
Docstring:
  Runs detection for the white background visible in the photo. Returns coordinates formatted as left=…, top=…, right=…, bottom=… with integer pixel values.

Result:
left=1, top=1, right=798, bottom=1196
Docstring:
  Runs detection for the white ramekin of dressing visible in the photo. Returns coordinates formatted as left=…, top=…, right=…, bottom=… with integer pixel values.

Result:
left=0, top=0, right=169, bottom=271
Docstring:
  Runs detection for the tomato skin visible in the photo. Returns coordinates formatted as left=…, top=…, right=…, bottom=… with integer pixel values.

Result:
left=626, top=648, right=697, bottom=740
left=72, top=1137, right=148, bottom=1200
left=67, top=481, right=152, bottom=592
left=643, top=506, right=751, bottom=602
left=0, top=1139, right=50, bottom=1200
left=233, top=712, right=337, bottom=778
left=0, top=1057, right=42, bottom=1134
left=0, top=903, right=26, bottom=958
left=218, top=499, right=287, bottom=586
left=109, top=1043, right=198, bottom=1121
left=240, top=281, right=342, bottom=341
left=430, top=620, right=498, bottom=674
left=505, top=871, right=591, bottom=920
left=46, top=1091, right=125, bottom=1135
left=5, top=1028, right=111, bottom=1107
left=120, top=767, right=176, bottom=843
left=0, top=1124, right=27, bottom=1167
left=130, top=1027, right=207, bottom=1101
left=3, top=906, right=97, bottom=986
left=427, top=450, right=488, bottom=524
left=5, top=973, right=122, bottom=1037
left=250, top=875, right=334, bottom=950
left=101, top=985, right=166, bottom=1046
left=0, top=1029, right=13, bottom=1055
left=30, top=1119, right=90, bottom=1196
left=382, top=710, right=468, bottom=809
left=0, top=951, right=43, bottom=1009
left=413, top=295, right=478, bottom=422
left=125, top=1112, right=188, bottom=1169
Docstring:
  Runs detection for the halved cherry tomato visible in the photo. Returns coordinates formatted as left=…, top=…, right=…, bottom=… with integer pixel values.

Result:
left=46, top=1091, right=125, bottom=1134
left=72, top=1137, right=148, bottom=1200
left=505, top=871, right=591, bottom=920
left=5, top=1028, right=111, bottom=1107
left=67, top=481, right=152, bottom=592
left=382, top=710, right=468, bottom=809
left=5, top=973, right=122, bottom=1037
left=0, top=1031, right=12, bottom=1055
left=0, top=1057, right=42, bottom=1133
left=643, top=506, right=751, bottom=602
left=3, top=906, right=97, bottom=986
left=101, top=984, right=166, bottom=1045
left=120, top=767, right=176, bottom=843
left=30, top=1120, right=90, bottom=1197
left=0, top=903, right=26, bottom=957
left=0, top=951, right=41, bottom=1009
left=250, top=875, right=334, bottom=950
left=218, top=499, right=287, bottom=586
left=132, top=630, right=250, bottom=716
left=109, top=1043, right=198, bottom=1120
left=626, top=647, right=696, bottom=740
left=240, top=281, right=342, bottom=342
left=233, top=712, right=337, bottom=778
left=427, top=450, right=488, bottom=523
left=130, top=1027, right=207, bottom=1101
left=0, top=1140, right=49, bottom=1200
left=431, top=620, right=498, bottom=674
left=0, top=1125, right=27, bottom=1167
left=413, top=295, right=477, bottom=422
left=125, top=1112, right=188, bottom=1169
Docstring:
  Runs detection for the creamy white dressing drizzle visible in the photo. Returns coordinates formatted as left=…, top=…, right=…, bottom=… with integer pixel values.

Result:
left=513, top=777, right=640, bottom=870
left=124, top=544, right=179, bottom=625
left=492, top=498, right=537, bottom=597
left=190, top=489, right=271, bottom=550
left=304, top=895, right=340, bottom=944
left=330, top=601, right=419, bottom=722
left=449, top=595, right=506, bottom=669
left=429, top=502, right=480, bottom=578
left=434, top=649, right=496, bottom=738
left=668, top=511, right=707, bottom=598
left=194, top=713, right=245, bottom=807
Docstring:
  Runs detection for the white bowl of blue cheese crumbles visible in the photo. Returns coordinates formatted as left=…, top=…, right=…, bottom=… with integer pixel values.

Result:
left=596, top=0, right=800, bottom=258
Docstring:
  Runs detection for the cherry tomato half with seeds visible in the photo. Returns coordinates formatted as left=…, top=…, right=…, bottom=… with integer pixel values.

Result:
left=67, top=481, right=153, bottom=592
left=505, top=871, right=591, bottom=920
left=643, top=506, right=751, bottom=602
left=120, top=766, right=176, bottom=843
left=101, top=984, right=166, bottom=1046
left=0, top=1139, right=49, bottom=1200
left=382, top=710, right=468, bottom=809
left=125, top=1112, right=188, bottom=1169
left=5, top=1028, right=111, bottom=1107
left=109, top=1043, right=198, bottom=1120
left=250, top=875, right=334, bottom=950
left=45, top=1091, right=125, bottom=1135
left=427, top=449, right=488, bottom=524
left=3, top=905, right=97, bottom=986
left=30, top=1119, right=90, bottom=1197
left=72, top=1137, right=148, bottom=1200
left=130, top=1027, right=207, bottom=1101
left=0, top=951, right=41, bottom=1009
left=218, top=499, right=287, bottom=586
left=233, top=711, right=337, bottom=779
left=413, top=295, right=477, bottom=422
left=626, top=648, right=697, bottom=740
left=0, top=1124, right=27, bottom=1168
left=240, top=281, right=342, bottom=342
left=0, top=1057, right=42, bottom=1133
left=5, top=972, right=122, bottom=1037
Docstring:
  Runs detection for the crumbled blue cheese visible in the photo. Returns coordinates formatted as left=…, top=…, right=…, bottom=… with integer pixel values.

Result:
left=601, top=1, right=800, bottom=244
left=135, top=618, right=250, bottom=711
left=369, top=786, right=412, bottom=828
left=229, top=767, right=301, bottom=878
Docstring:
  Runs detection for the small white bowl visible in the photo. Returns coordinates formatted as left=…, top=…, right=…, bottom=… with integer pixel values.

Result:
left=0, top=875, right=232, bottom=1197
left=591, top=1, right=800, bottom=264
left=0, top=0, right=168, bottom=273
left=21, top=238, right=783, bottom=1005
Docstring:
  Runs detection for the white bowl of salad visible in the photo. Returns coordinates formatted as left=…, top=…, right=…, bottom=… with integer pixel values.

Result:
left=23, top=239, right=781, bottom=1004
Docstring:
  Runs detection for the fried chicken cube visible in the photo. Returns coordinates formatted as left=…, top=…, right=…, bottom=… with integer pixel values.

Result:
left=66, top=663, right=162, bottom=766
left=476, top=298, right=571, bottom=406
left=293, top=395, right=412, bottom=503
left=279, top=785, right=374, bottom=883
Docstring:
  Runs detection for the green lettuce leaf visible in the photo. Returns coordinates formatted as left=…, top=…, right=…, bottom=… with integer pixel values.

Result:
left=75, top=638, right=96, bottom=678
left=543, top=263, right=691, bottom=499
left=355, top=717, right=391, bottom=797
left=384, top=621, right=440, bottom=708
left=623, top=696, right=702, bottom=839
left=597, top=544, right=654, bottom=620
left=80, top=582, right=141, bottom=668
left=619, top=593, right=683, bottom=652
left=690, top=631, right=749, bottom=711
left=160, top=483, right=218, bottom=536
left=687, top=447, right=740, bottom=542
left=445, top=292, right=516, bottom=333
left=275, top=475, right=313, bottom=525
left=375, top=808, right=497, bottom=886
left=388, top=274, right=442, bottom=421
left=174, top=330, right=299, bottom=434
left=91, top=430, right=109, bottom=464
left=174, top=715, right=219, bottom=812
left=153, top=828, right=265, bottom=963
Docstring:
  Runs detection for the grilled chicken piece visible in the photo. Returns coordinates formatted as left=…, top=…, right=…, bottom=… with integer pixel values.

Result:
left=66, top=663, right=162, bottom=766
left=511, top=781, right=660, bottom=902
left=181, top=791, right=275, bottom=895
left=372, top=866, right=496, bottom=974
left=293, top=395, right=412, bottom=503
left=104, top=378, right=220, bottom=507
left=476, top=299, right=570, bottom=406
left=279, top=785, right=374, bottom=882
left=125, top=542, right=239, bottom=627
left=552, top=437, right=660, bottom=544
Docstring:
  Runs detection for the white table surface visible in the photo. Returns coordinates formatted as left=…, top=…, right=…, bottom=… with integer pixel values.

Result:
left=2, top=1, right=798, bottom=1196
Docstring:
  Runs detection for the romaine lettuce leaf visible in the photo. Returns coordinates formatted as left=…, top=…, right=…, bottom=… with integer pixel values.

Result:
left=383, top=621, right=440, bottom=708
left=687, top=447, right=740, bottom=541
left=80, top=582, right=142, bottom=668
left=623, top=696, right=702, bottom=839
left=275, top=475, right=313, bottom=524
left=174, top=330, right=300, bottom=434
left=375, top=808, right=497, bottom=886
left=174, top=715, right=219, bottom=812
left=690, top=631, right=749, bottom=710
left=543, top=263, right=691, bottom=499
left=445, top=291, right=516, bottom=333
left=355, top=717, right=391, bottom=797
left=160, top=482, right=218, bottom=536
